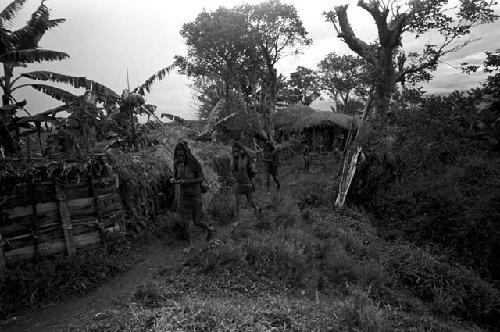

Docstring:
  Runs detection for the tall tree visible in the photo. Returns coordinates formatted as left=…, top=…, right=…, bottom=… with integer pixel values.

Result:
left=243, top=0, right=312, bottom=134
left=285, top=66, right=319, bottom=106
left=317, top=53, right=371, bottom=111
left=324, top=0, right=498, bottom=120
left=178, top=1, right=311, bottom=138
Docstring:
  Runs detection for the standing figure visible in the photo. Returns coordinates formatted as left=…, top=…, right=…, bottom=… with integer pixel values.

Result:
left=172, top=141, right=214, bottom=253
left=262, top=141, right=280, bottom=194
left=303, top=145, right=310, bottom=172
left=231, top=141, right=261, bottom=225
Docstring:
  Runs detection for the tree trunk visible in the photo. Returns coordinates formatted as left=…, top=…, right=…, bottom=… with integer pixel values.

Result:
left=371, top=47, right=394, bottom=121
left=2, top=64, right=13, bottom=106
left=267, top=68, right=277, bottom=140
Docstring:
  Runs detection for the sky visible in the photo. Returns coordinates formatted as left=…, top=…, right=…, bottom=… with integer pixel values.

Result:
left=4, top=0, right=500, bottom=120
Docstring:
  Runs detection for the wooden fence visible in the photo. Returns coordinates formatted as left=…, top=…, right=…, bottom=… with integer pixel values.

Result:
left=0, top=174, right=123, bottom=267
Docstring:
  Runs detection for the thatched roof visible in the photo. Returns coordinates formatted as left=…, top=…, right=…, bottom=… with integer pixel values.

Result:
left=272, top=104, right=315, bottom=129
left=290, top=111, right=360, bottom=131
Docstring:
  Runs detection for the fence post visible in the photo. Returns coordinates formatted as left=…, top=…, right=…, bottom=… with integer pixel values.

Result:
left=0, top=233, right=6, bottom=267
left=55, top=184, right=76, bottom=257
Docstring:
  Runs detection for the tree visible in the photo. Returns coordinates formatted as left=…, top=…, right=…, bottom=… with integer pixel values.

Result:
left=0, top=0, right=69, bottom=155
left=0, top=0, right=69, bottom=106
left=243, top=0, right=312, bottom=133
left=178, top=1, right=311, bottom=138
left=284, top=66, right=319, bottom=106
left=324, top=0, right=498, bottom=119
left=317, top=53, right=371, bottom=111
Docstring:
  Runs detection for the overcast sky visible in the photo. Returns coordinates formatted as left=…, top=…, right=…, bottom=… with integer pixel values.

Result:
left=4, top=0, right=500, bottom=119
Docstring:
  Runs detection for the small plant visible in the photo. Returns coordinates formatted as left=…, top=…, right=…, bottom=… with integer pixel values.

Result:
left=339, top=287, right=389, bottom=332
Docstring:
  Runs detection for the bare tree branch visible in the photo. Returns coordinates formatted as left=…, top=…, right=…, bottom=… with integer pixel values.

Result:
left=332, top=5, right=377, bottom=66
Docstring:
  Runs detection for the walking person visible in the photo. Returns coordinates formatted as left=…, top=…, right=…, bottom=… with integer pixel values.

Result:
left=172, top=141, right=215, bottom=253
left=231, top=141, right=261, bottom=226
left=262, top=141, right=280, bottom=194
left=303, top=144, right=310, bottom=172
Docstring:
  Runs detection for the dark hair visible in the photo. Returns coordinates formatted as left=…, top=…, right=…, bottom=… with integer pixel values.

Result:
left=174, top=141, right=202, bottom=173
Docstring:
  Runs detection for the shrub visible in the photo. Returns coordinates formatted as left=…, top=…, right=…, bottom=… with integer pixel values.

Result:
left=339, top=287, right=389, bottom=332
left=385, top=244, right=500, bottom=325
left=0, top=233, right=135, bottom=319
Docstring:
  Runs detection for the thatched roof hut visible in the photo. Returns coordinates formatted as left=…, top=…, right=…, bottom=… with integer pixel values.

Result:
left=290, top=111, right=360, bottom=132
left=272, top=104, right=316, bottom=131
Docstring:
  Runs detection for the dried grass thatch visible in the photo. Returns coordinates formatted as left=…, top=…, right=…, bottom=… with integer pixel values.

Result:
left=290, top=111, right=360, bottom=131
left=272, top=104, right=316, bottom=130
left=110, top=147, right=173, bottom=219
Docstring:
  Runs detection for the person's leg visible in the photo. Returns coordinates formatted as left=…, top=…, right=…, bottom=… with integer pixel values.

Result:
left=272, top=169, right=280, bottom=190
left=265, top=169, right=271, bottom=193
left=182, top=209, right=194, bottom=253
left=246, top=191, right=261, bottom=216
left=192, top=205, right=214, bottom=242
left=234, top=192, right=241, bottom=224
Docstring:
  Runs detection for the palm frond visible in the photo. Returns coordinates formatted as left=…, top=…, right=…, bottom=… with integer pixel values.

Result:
left=133, top=64, right=175, bottom=95
left=9, top=2, right=65, bottom=49
left=0, top=0, right=28, bottom=24
left=0, top=49, right=69, bottom=64
left=20, top=71, right=120, bottom=99
left=16, top=83, right=77, bottom=103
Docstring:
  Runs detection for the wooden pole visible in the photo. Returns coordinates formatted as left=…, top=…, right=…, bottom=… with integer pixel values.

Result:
left=0, top=233, right=6, bottom=267
left=30, top=185, right=40, bottom=262
left=26, top=134, right=31, bottom=160
left=37, top=129, right=43, bottom=155
left=89, top=176, right=107, bottom=245
left=55, top=184, right=77, bottom=256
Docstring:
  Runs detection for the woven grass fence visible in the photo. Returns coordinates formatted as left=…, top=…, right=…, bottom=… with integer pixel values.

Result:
left=112, top=147, right=173, bottom=222
left=0, top=155, right=123, bottom=267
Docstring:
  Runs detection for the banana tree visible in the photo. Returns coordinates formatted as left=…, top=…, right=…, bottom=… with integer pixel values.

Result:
left=0, top=0, right=69, bottom=155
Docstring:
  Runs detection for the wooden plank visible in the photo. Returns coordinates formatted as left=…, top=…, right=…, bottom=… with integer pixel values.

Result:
left=67, top=197, right=95, bottom=210
left=6, top=230, right=100, bottom=262
left=55, top=185, right=77, bottom=257
left=3, top=201, right=59, bottom=220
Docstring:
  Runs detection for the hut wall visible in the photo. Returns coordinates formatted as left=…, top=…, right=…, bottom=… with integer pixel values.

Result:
left=0, top=167, right=123, bottom=267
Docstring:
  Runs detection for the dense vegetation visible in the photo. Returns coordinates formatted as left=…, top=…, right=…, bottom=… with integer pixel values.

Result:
left=349, top=51, right=500, bottom=284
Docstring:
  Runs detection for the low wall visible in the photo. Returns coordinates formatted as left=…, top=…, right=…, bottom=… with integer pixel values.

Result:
left=0, top=157, right=123, bottom=267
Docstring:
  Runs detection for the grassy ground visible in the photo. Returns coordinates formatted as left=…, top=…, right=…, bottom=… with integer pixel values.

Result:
left=55, top=154, right=497, bottom=331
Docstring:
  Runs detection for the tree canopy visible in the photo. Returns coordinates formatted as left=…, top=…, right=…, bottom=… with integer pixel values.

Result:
left=177, top=0, right=311, bottom=137
left=324, top=0, right=498, bottom=119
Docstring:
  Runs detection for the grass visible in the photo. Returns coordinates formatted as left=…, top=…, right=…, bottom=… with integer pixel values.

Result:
left=12, top=155, right=498, bottom=331
left=0, top=215, right=177, bottom=321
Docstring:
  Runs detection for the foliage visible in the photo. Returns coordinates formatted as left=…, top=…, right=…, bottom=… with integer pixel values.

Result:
left=349, top=54, right=500, bottom=287
left=178, top=0, right=312, bottom=136
left=280, top=66, right=319, bottom=106
left=386, top=244, right=500, bottom=325
left=0, top=232, right=136, bottom=319
left=339, top=287, right=389, bottom=332
left=317, top=52, right=371, bottom=112
left=324, top=0, right=498, bottom=118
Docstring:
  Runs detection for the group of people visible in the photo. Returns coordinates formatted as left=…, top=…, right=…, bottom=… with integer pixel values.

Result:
left=171, top=140, right=281, bottom=253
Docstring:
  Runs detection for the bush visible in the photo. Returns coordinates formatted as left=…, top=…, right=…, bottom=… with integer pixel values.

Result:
left=349, top=90, right=500, bottom=283
left=339, top=287, right=389, bottom=332
left=0, top=233, right=135, bottom=319
left=385, top=244, right=500, bottom=325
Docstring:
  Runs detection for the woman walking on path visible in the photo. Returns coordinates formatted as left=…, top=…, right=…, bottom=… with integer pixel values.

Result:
left=172, top=141, right=215, bottom=253
left=262, top=141, right=281, bottom=194
left=231, top=141, right=261, bottom=226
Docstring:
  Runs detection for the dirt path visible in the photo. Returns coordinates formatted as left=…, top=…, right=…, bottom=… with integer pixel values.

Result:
left=2, top=223, right=245, bottom=331
left=2, top=158, right=307, bottom=332
left=2, top=211, right=265, bottom=332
